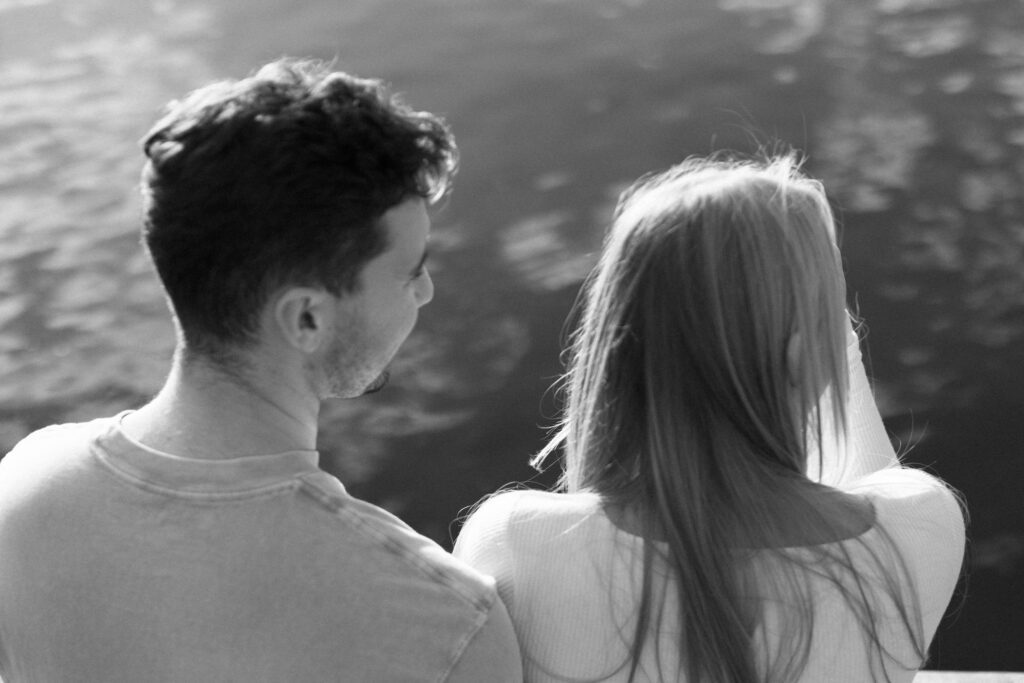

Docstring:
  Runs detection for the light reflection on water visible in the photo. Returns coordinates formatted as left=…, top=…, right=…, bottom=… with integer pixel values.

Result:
left=1, top=0, right=1023, bottom=669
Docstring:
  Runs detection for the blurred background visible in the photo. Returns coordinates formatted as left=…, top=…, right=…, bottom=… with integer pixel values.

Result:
left=1, top=0, right=1022, bottom=671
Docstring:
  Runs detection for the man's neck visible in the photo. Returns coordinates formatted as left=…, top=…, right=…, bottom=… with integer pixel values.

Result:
left=122, top=353, right=320, bottom=460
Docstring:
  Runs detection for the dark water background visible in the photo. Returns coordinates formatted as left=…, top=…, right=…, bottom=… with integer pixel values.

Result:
left=1, top=0, right=1022, bottom=671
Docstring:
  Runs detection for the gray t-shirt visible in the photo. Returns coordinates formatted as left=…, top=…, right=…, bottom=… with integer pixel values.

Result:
left=0, top=414, right=521, bottom=682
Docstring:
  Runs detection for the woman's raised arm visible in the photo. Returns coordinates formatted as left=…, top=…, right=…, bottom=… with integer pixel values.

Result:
left=810, top=320, right=902, bottom=486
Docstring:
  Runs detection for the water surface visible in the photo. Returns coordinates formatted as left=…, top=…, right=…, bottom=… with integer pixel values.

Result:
left=1, top=0, right=1022, bottom=670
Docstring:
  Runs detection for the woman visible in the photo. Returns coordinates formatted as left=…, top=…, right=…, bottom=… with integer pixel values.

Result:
left=454, top=154, right=966, bottom=682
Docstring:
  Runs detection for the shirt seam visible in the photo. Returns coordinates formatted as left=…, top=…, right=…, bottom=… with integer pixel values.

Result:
left=297, top=476, right=496, bottom=613
left=90, top=441, right=303, bottom=503
left=435, top=601, right=492, bottom=683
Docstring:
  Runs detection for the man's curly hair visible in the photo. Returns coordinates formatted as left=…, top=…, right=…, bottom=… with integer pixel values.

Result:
left=140, top=58, right=457, bottom=360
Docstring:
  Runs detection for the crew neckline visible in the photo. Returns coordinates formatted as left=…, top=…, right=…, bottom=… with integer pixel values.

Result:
left=90, top=411, right=322, bottom=497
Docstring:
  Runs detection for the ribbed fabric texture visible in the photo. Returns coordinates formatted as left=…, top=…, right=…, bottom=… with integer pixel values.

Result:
left=455, top=333, right=966, bottom=682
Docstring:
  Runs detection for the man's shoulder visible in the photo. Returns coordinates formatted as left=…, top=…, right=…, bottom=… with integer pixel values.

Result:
left=1, top=415, right=115, bottom=476
left=296, top=471, right=501, bottom=614
left=0, top=416, right=120, bottom=530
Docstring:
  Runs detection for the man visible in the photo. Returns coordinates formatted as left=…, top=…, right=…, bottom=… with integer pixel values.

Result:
left=0, top=59, right=522, bottom=681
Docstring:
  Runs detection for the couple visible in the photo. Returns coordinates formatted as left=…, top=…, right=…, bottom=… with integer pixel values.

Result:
left=0, top=59, right=964, bottom=682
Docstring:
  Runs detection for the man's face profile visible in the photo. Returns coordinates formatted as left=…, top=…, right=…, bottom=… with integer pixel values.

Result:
left=319, top=198, right=434, bottom=400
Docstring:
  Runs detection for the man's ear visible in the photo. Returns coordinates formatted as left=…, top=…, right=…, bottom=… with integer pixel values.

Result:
left=786, top=332, right=803, bottom=389
left=272, top=287, right=332, bottom=354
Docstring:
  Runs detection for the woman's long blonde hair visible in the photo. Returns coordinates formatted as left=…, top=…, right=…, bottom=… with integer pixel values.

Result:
left=535, top=153, right=925, bottom=682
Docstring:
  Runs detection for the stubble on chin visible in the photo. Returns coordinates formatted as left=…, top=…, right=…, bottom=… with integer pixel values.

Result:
left=320, top=335, right=387, bottom=399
